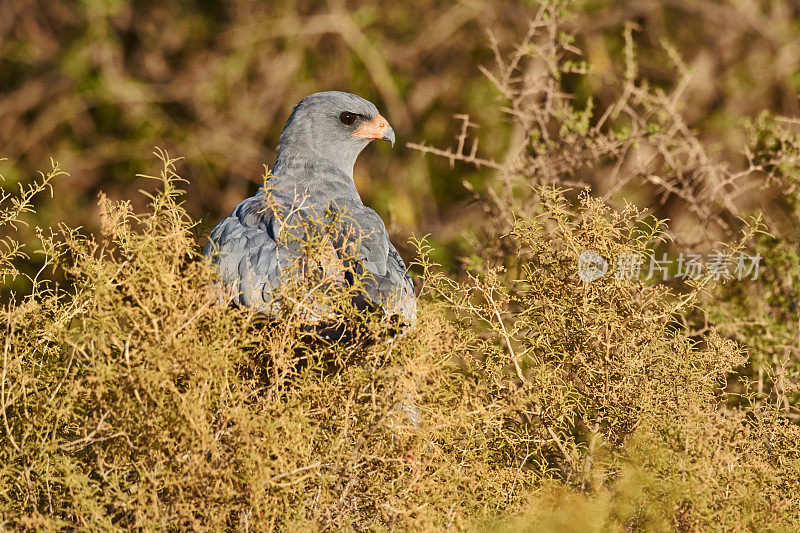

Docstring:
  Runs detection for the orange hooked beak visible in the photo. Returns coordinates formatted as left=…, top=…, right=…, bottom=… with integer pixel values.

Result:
left=351, top=113, right=395, bottom=146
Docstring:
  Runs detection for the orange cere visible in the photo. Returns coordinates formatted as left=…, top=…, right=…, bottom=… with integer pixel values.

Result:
left=351, top=113, right=390, bottom=140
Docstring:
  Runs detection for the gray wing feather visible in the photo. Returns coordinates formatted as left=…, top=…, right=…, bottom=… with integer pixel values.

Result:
left=204, top=196, right=282, bottom=311
left=350, top=207, right=416, bottom=324
left=204, top=195, right=416, bottom=325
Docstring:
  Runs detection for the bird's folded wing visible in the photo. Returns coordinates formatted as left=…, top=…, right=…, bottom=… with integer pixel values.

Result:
left=204, top=197, right=415, bottom=324
left=344, top=207, right=416, bottom=324
left=203, top=196, right=283, bottom=310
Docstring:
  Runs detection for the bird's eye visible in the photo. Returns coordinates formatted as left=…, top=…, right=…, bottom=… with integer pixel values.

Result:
left=340, top=112, right=357, bottom=125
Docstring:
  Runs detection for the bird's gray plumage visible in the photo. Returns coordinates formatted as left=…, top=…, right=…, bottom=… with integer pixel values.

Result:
left=203, top=91, right=416, bottom=328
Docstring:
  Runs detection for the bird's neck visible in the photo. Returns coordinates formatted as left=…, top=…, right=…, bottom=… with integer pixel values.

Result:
left=269, top=149, right=364, bottom=206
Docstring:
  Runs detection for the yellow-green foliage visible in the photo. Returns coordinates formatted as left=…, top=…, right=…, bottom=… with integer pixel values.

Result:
left=1, top=150, right=799, bottom=531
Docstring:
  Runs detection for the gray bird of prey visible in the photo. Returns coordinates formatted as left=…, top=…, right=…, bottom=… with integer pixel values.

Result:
left=203, top=91, right=416, bottom=333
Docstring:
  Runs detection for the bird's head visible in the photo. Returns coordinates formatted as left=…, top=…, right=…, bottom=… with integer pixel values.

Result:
left=276, top=91, right=395, bottom=175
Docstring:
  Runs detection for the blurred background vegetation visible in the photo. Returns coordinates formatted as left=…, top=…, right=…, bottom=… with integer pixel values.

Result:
left=2, top=0, right=799, bottom=275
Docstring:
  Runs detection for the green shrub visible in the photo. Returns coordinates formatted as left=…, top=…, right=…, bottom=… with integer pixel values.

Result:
left=0, top=148, right=798, bottom=530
